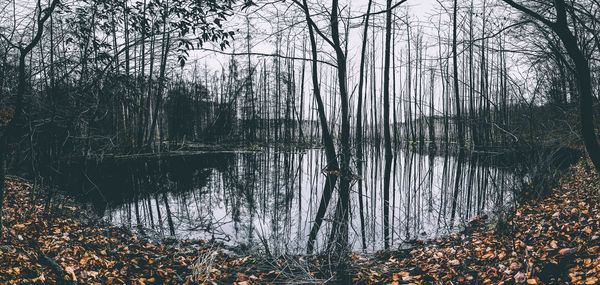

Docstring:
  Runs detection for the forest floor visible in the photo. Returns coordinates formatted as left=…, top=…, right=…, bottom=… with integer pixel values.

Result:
left=1, top=157, right=600, bottom=284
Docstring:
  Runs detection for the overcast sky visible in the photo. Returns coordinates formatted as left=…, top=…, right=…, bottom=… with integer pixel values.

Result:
left=188, top=0, right=445, bottom=72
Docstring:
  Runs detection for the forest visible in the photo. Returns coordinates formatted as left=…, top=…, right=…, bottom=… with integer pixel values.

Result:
left=1, top=0, right=600, bottom=283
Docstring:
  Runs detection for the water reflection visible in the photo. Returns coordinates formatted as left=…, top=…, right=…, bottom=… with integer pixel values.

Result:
left=60, top=148, right=519, bottom=254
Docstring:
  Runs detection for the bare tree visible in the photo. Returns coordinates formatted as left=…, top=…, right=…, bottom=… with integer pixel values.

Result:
left=452, top=0, right=464, bottom=147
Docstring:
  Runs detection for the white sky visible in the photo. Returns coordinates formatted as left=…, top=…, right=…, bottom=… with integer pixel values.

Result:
left=188, top=0, right=442, bottom=72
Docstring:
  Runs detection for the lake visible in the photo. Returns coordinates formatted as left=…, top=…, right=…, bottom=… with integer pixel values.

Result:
left=55, top=147, right=520, bottom=254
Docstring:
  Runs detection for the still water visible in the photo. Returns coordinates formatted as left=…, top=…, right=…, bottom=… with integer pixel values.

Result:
left=59, top=147, right=520, bottom=254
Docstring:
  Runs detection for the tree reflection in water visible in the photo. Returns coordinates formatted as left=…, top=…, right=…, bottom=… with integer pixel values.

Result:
left=59, top=148, right=518, bottom=254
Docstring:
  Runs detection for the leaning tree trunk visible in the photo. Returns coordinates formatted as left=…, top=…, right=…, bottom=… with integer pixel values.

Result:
left=557, top=29, right=600, bottom=185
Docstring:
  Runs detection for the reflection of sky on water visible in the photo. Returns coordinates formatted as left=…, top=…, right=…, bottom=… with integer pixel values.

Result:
left=87, top=148, right=518, bottom=254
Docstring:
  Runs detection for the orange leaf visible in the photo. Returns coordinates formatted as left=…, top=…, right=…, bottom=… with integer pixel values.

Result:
left=559, top=248, right=577, bottom=255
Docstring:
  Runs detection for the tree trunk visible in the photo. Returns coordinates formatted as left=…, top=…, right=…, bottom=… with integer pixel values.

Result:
left=383, top=0, right=393, bottom=158
left=556, top=28, right=600, bottom=185
left=452, top=0, right=464, bottom=147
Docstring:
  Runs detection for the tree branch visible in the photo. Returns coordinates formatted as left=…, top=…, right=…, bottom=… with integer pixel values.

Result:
left=349, top=0, right=409, bottom=20
left=22, top=0, right=60, bottom=55
left=192, top=48, right=338, bottom=68
left=501, top=0, right=556, bottom=28
left=291, top=0, right=337, bottom=50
